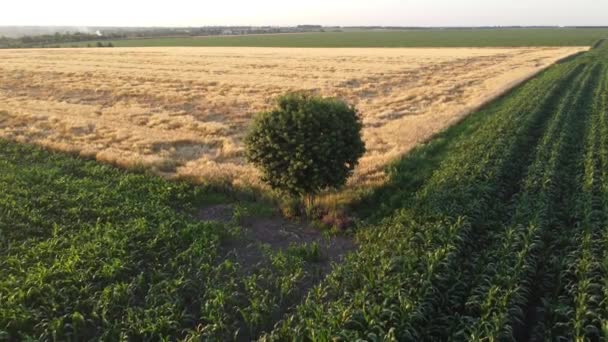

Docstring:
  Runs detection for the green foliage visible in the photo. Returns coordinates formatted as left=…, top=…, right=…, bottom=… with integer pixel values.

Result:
left=0, top=32, right=125, bottom=49
left=245, top=92, right=365, bottom=196
left=266, top=45, right=608, bottom=340
left=0, top=140, right=323, bottom=340
left=287, top=242, right=324, bottom=263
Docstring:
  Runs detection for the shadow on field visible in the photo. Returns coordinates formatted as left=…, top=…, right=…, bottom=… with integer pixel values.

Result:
left=343, top=46, right=593, bottom=341
left=352, top=60, right=587, bottom=224
left=195, top=202, right=355, bottom=340
left=197, top=203, right=355, bottom=271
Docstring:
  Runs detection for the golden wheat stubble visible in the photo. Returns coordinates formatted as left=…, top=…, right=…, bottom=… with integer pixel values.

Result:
left=0, top=46, right=588, bottom=190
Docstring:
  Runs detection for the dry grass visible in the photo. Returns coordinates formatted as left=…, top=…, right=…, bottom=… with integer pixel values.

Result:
left=0, top=46, right=587, bottom=191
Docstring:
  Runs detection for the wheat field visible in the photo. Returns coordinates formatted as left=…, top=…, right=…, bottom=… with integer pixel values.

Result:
left=0, top=46, right=586, bottom=189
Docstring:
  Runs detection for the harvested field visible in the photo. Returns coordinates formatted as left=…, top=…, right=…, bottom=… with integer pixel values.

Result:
left=0, top=46, right=587, bottom=189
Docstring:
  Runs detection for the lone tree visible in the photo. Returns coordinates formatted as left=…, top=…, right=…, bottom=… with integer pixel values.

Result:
left=245, top=92, right=365, bottom=197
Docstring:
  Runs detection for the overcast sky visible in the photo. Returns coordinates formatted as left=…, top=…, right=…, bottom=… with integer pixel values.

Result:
left=1, top=0, right=606, bottom=27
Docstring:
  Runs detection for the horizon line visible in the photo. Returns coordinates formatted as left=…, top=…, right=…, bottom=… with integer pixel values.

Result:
left=1, top=25, right=608, bottom=29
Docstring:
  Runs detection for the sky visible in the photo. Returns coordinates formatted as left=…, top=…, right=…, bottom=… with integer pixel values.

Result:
left=1, top=0, right=606, bottom=27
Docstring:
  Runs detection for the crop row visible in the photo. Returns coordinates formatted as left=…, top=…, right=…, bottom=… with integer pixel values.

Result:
left=544, top=62, right=608, bottom=340
left=268, top=45, right=608, bottom=340
left=464, top=59, right=601, bottom=340
left=0, top=141, right=326, bottom=340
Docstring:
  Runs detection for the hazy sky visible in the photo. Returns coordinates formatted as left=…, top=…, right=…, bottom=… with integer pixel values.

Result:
left=1, top=0, right=606, bottom=27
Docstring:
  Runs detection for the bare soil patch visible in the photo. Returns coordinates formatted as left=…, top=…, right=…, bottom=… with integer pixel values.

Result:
left=198, top=204, right=355, bottom=268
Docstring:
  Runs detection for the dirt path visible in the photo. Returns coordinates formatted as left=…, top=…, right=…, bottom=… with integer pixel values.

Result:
left=198, top=203, right=355, bottom=274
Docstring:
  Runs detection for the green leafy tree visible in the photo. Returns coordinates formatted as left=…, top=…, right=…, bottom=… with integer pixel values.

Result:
left=245, top=92, right=365, bottom=196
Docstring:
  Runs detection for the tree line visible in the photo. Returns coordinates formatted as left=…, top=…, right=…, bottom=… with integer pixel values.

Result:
left=0, top=32, right=124, bottom=48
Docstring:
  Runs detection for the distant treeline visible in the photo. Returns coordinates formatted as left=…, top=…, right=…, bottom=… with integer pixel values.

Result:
left=0, top=26, right=328, bottom=49
left=0, top=32, right=124, bottom=48
left=123, top=26, right=326, bottom=38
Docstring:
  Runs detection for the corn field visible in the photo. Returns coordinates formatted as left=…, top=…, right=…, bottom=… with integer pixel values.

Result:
left=268, top=42, right=608, bottom=340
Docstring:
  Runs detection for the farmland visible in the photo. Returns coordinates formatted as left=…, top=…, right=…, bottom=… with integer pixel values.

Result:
left=0, top=46, right=586, bottom=189
left=1, top=29, right=608, bottom=341
left=269, top=42, right=608, bottom=340
left=58, top=28, right=608, bottom=48
left=0, top=138, right=355, bottom=340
